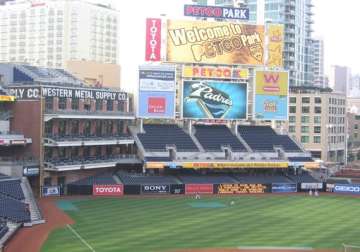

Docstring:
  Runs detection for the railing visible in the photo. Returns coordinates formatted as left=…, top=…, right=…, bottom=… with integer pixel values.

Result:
left=44, top=134, right=133, bottom=142
left=45, top=154, right=138, bottom=166
left=44, top=108, right=134, bottom=117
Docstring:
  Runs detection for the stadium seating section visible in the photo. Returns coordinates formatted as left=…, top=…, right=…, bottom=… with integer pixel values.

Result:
left=117, top=171, right=180, bottom=185
left=0, top=177, right=31, bottom=233
left=238, top=125, right=301, bottom=152
left=194, top=125, right=246, bottom=151
left=69, top=173, right=117, bottom=186
left=138, top=124, right=198, bottom=152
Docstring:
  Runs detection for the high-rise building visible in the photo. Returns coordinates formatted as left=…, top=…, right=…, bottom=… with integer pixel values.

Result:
left=191, top=0, right=315, bottom=87
left=312, top=38, right=326, bottom=88
left=0, top=0, right=120, bottom=88
left=330, top=65, right=351, bottom=96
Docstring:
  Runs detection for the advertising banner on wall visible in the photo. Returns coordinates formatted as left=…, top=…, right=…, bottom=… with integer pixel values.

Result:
left=300, top=183, right=323, bottom=190
left=167, top=20, right=265, bottom=65
left=141, top=184, right=170, bottom=194
left=182, top=65, right=249, bottom=80
left=217, top=184, right=267, bottom=194
left=182, top=162, right=288, bottom=169
left=184, top=5, right=249, bottom=20
left=333, top=184, right=360, bottom=194
left=145, top=18, right=161, bottom=61
left=266, top=24, right=284, bottom=67
left=93, top=185, right=124, bottom=196
left=254, top=71, right=289, bottom=120
left=271, top=183, right=297, bottom=193
left=138, top=66, right=176, bottom=119
left=42, top=186, right=60, bottom=197
left=182, top=80, right=247, bottom=119
left=185, top=184, right=213, bottom=194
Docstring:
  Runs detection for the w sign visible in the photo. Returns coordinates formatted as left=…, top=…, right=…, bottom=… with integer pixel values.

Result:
left=264, top=73, right=280, bottom=84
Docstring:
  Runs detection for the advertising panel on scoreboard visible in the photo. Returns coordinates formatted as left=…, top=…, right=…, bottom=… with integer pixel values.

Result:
left=182, top=80, right=247, bottom=120
left=166, top=20, right=265, bottom=65
left=138, top=66, right=176, bottom=119
left=145, top=18, right=161, bottom=61
left=254, top=71, right=289, bottom=120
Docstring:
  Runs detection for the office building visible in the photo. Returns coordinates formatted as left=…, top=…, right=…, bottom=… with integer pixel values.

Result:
left=0, top=0, right=120, bottom=87
left=285, top=86, right=346, bottom=163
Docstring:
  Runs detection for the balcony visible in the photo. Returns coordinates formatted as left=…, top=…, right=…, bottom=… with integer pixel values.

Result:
left=44, top=154, right=141, bottom=172
left=44, top=109, right=135, bottom=121
left=43, top=134, right=134, bottom=147
left=0, top=132, right=32, bottom=146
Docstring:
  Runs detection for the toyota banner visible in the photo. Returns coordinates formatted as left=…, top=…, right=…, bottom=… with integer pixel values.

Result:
left=93, top=185, right=124, bottom=196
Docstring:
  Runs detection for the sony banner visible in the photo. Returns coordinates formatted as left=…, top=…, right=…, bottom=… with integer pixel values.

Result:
left=271, top=183, right=297, bottom=193
left=141, top=184, right=170, bottom=194
left=300, top=183, right=323, bottom=190
left=145, top=18, right=161, bottom=61
left=334, top=184, right=360, bottom=194
left=185, top=184, right=213, bottom=194
left=93, top=185, right=124, bottom=196
left=8, top=86, right=128, bottom=101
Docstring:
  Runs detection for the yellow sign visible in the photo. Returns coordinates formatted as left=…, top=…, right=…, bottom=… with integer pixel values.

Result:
left=304, top=162, right=320, bottom=169
left=266, top=24, right=284, bottom=67
left=255, top=71, right=288, bottom=96
left=218, top=184, right=267, bottom=194
left=0, top=95, right=15, bottom=102
left=182, top=162, right=288, bottom=169
left=182, top=65, right=249, bottom=79
left=145, top=162, right=164, bottom=169
left=167, top=20, right=265, bottom=65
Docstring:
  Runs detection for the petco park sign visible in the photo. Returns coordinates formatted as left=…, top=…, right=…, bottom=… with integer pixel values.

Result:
left=93, top=185, right=124, bottom=196
left=184, top=5, right=249, bottom=20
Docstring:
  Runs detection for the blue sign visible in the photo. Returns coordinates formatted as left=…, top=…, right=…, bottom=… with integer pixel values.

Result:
left=334, top=184, right=360, bottom=194
left=254, top=95, right=288, bottom=120
left=272, top=183, right=297, bottom=193
left=183, top=81, right=247, bottom=120
left=184, top=5, right=249, bottom=20
left=138, top=67, right=176, bottom=119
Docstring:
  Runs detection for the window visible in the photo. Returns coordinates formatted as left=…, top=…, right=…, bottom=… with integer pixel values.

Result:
left=314, top=97, right=321, bottom=104
left=96, top=100, right=102, bottom=111
left=71, top=98, right=79, bottom=110
left=117, top=101, right=125, bottom=112
left=106, top=100, right=113, bottom=111
left=289, top=126, right=295, bottom=133
left=314, top=107, right=321, bottom=114
left=355, top=133, right=358, bottom=139
left=301, top=126, right=309, bottom=133
left=290, top=97, right=296, bottom=103
left=71, top=120, right=79, bottom=135
left=314, top=126, right=321, bottom=134
left=313, top=136, right=321, bottom=143
left=45, top=97, right=53, bottom=110
left=302, top=107, right=310, bottom=113
left=58, top=97, right=66, bottom=110
left=289, top=116, right=296, bottom=123
left=302, top=97, right=310, bottom=103
left=355, top=124, right=358, bottom=130
left=289, top=106, right=296, bottom=113
left=58, top=120, right=66, bottom=135
left=84, top=98, right=91, bottom=111
left=301, top=136, right=309, bottom=143
left=301, top=116, right=309, bottom=123
left=314, top=116, right=321, bottom=124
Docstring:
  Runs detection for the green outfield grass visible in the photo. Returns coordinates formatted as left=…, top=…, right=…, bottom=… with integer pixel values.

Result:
left=41, top=195, right=360, bottom=252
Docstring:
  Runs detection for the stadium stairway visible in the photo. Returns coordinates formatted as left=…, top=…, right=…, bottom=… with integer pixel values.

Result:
left=188, top=127, right=205, bottom=152
left=20, top=178, right=45, bottom=226
left=0, top=222, right=21, bottom=251
left=112, top=174, right=123, bottom=184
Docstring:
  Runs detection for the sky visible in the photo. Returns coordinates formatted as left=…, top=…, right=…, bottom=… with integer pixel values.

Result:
left=93, top=0, right=360, bottom=90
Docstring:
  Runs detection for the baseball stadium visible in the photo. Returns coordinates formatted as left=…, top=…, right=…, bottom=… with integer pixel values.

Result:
left=0, top=8, right=359, bottom=252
